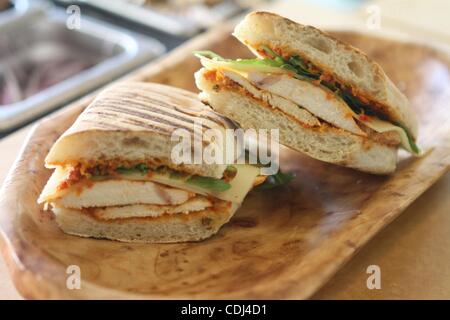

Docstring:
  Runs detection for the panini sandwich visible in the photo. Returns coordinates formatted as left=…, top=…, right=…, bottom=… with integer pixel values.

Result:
left=38, top=82, right=260, bottom=243
left=195, top=11, right=420, bottom=174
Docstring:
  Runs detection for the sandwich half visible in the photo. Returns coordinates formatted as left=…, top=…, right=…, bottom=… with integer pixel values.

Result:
left=195, top=11, right=420, bottom=174
left=38, top=82, right=260, bottom=243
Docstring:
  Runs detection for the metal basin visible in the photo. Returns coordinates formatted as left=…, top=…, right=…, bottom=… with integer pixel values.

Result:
left=0, top=2, right=165, bottom=131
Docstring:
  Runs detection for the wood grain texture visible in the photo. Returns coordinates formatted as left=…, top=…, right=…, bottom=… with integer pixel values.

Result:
left=0, top=25, right=449, bottom=299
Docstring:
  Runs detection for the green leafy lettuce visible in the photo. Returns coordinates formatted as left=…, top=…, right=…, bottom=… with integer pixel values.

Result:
left=194, top=50, right=293, bottom=74
left=114, top=164, right=232, bottom=192
left=186, top=175, right=231, bottom=192
left=257, top=170, right=296, bottom=190
left=115, top=163, right=149, bottom=175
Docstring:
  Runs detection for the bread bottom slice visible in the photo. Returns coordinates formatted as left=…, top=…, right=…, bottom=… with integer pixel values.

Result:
left=52, top=200, right=239, bottom=243
left=196, top=71, right=397, bottom=174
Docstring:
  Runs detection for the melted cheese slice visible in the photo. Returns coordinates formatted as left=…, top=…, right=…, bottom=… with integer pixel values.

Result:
left=124, top=164, right=260, bottom=203
left=360, top=116, right=416, bottom=154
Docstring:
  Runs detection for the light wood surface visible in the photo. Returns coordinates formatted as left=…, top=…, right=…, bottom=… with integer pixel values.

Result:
left=0, top=24, right=449, bottom=299
left=1, top=0, right=450, bottom=300
left=313, top=173, right=450, bottom=299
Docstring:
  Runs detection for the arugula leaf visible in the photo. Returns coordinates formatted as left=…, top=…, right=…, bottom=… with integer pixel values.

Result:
left=288, top=56, right=320, bottom=79
left=257, top=170, right=295, bottom=190
left=261, top=46, right=319, bottom=80
left=115, top=166, right=134, bottom=174
left=396, top=123, right=421, bottom=155
left=339, top=90, right=378, bottom=117
left=288, top=55, right=310, bottom=71
left=115, top=164, right=149, bottom=175
left=260, top=45, right=282, bottom=61
left=194, top=50, right=292, bottom=75
left=186, top=175, right=231, bottom=192
left=195, top=50, right=282, bottom=67
left=135, top=163, right=149, bottom=174
left=194, top=50, right=224, bottom=60
left=321, top=80, right=338, bottom=92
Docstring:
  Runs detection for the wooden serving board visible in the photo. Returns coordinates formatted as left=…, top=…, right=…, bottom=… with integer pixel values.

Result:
left=0, top=24, right=449, bottom=299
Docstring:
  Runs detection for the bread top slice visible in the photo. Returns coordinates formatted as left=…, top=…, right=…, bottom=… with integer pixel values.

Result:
left=233, top=11, right=418, bottom=139
left=45, top=82, right=239, bottom=179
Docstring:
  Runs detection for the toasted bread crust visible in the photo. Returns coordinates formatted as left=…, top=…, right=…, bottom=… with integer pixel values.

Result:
left=45, top=82, right=239, bottom=179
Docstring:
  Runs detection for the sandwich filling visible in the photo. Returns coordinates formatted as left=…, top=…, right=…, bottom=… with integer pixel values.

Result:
left=195, top=50, right=420, bottom=155
left=39, top=162, right=261, bottom=221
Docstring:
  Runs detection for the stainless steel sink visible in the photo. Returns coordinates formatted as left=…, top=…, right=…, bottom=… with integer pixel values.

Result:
left=0, top=1, right=165, bottom=131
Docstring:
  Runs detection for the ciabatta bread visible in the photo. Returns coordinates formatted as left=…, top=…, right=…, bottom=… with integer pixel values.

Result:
left=233, top=11, right=418, bottom=138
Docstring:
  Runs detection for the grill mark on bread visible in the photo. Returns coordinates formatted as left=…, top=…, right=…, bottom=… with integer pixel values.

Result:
left=136, top=95, right=233, bottom=131
left=85, top=110, right=172, bottom=134
left=104, top=101, right=215, bottom=138
left=86, top=107, right=196, bottom=135
left=65, top=82, right=236, bottom=138
left=102, top=88, right=230, bottom=130
left=105, top=94, right=219, bottom=130
left=100, top=103, right=199, bottom=134
left=78, top=118, right=120, bottom=131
